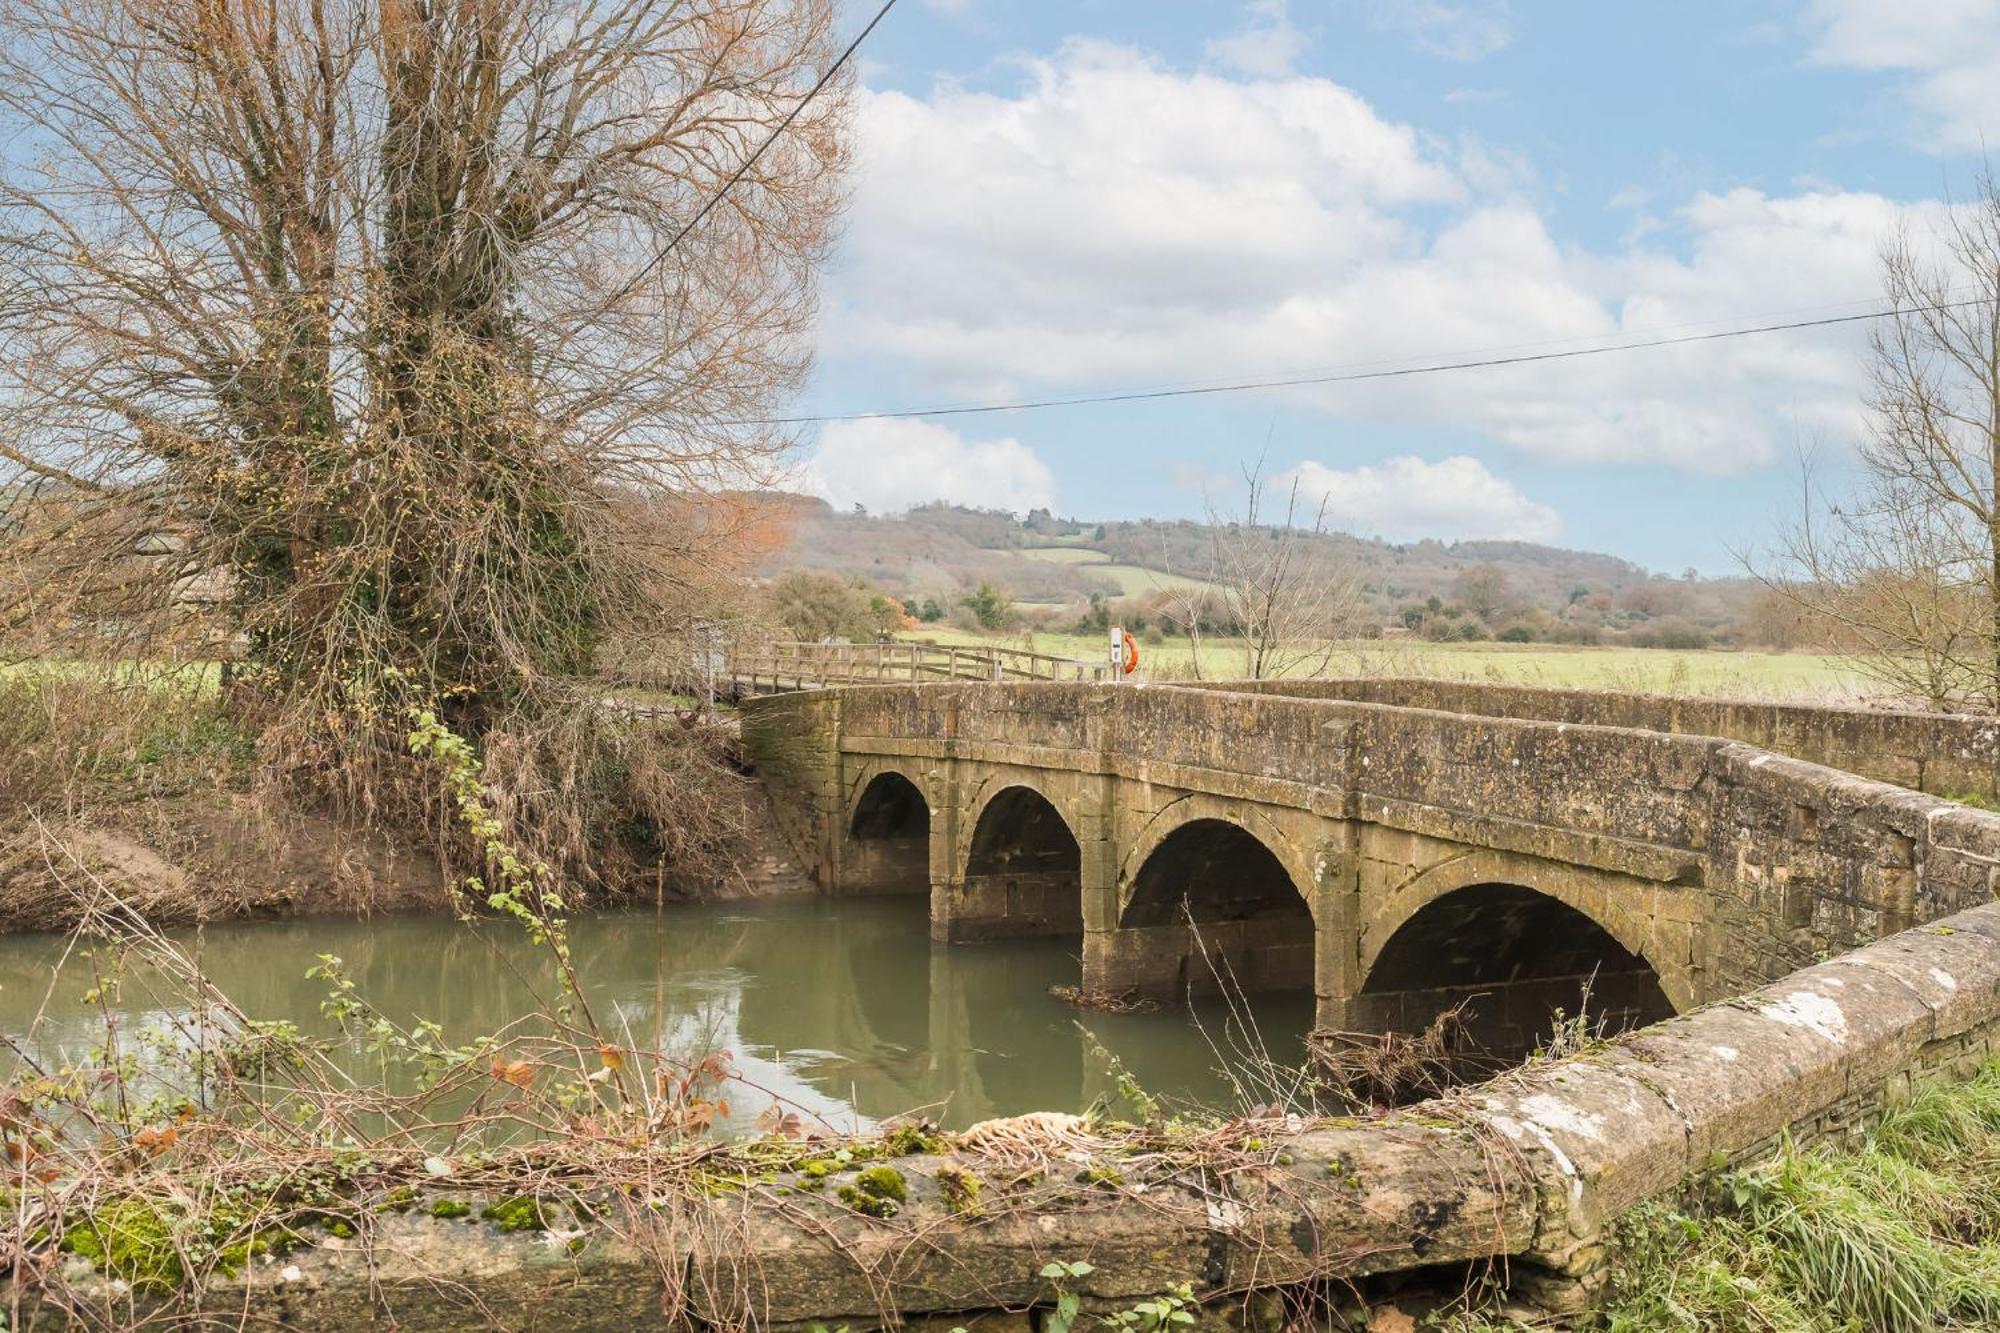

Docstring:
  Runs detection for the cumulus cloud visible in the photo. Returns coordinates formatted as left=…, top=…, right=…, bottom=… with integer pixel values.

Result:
left=1285, top=455, right=1560, bottom=542
left=827, top=42, right=1909, bottom=475
left=1802, top=0, right=2000, bottom=152
left=800, top=418, right=1056, bottom=515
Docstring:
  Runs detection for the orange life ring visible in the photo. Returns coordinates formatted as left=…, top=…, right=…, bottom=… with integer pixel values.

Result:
left=1122, top=636, right=1140, bottom=675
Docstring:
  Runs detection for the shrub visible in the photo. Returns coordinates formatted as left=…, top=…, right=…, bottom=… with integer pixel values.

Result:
left=1631, top=616, right=1711, bottom=650
left=961, top=582, right=1014, bottom=630
left=766, top=571, right=896, bottom=642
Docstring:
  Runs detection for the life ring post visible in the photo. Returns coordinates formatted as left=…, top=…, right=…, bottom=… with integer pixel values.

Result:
left=1109, top=626, right=1140, bottom=681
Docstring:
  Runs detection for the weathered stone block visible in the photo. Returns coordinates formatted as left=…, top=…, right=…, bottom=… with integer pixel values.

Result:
left=1222, top=1120, right=1539, bottom=1288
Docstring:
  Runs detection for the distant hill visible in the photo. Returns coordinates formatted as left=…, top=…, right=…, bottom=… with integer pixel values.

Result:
left=758, top=497, right=1774, bottom=647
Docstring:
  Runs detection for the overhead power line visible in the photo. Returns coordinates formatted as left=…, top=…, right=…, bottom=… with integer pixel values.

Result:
left=605, top=0, right=900, bottom=306
left=738, top=296, right=1997, bottom=427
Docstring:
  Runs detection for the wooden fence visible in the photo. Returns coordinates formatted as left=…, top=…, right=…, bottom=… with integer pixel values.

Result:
left=720, top=641, right=1113, bottom=697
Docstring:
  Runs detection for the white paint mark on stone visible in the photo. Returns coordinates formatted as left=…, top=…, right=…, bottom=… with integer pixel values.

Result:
left=1759, top=990, right=1850, bottom=1044
left=1491, top=1113, right=1585, bottom=1206
left=1710, top=1045, right=1740, bottom=1062
left=280, top=1266, right=304, bottom=1283
left=1930, top=967, right=1959, bottom=991
left=1515, top=1093, right=1605, bottom=1142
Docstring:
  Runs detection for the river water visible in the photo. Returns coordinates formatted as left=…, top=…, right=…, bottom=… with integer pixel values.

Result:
left=0, top=897, right=1313, bottom=1133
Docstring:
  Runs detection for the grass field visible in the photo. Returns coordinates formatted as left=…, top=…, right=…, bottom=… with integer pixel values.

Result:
left=4, top=641, right=1876, bottom=703
left=1017, top=547, right=1220, bottom=597
left=1018, top=546, right=1113, bottom=564
left=896, top=627, right=1873, bottom=701
left=0, top=656, right=224, bottom=691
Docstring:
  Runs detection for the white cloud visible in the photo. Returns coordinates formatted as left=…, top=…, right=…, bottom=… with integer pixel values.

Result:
left=800, top=418, right=1055, bottom=515
left=1363, top=0, right=1514, bottom=62
left=1286, top=455, right=1560, bottom=542
left=1207, top=0, right=1308, bottom=77
left=1802, top=0, right=2000, bottom=152
left=828, top=42, right=1912, bottom=476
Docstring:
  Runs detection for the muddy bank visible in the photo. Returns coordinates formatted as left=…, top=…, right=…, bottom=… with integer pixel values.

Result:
left=0, top=787, right=817, bottom=934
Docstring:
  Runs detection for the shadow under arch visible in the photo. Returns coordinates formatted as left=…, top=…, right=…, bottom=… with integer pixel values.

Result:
left=1113, top=818, right=1314, bottom=998
left=952, top=785, right=1083, bottom=941
left=845, top=770, right=931, bottom=895
left=1355, top=882, right=1676, bottom=1062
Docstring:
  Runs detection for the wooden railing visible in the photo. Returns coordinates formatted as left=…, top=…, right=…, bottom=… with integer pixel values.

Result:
left=721, top=641, right=1113, bottom=697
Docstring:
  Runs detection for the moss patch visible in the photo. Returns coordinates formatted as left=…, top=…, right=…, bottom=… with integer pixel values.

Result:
left=480, top=1197, right=552, bottom=1233
left=882, top=1123, right=945, bottom=1156
left=837, top=1166, right=907, bottom=1219
left=936, top=1164, right=983, bottom=1217
left=59, top=1192, right=306, bottom=1293
left=62, top=1198, right=186, bottom=1293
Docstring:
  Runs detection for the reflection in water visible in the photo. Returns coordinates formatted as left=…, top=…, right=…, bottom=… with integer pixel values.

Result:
left=0, top=898, right=1312, bottom=1132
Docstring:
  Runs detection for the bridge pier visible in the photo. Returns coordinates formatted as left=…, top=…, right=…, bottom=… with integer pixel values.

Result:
left=930, top=769, right=1115, bottom=944
left=838, top=768, right=932, bottom=896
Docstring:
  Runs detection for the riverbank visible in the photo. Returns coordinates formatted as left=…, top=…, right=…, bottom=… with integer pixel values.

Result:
left=0, top=669, right=815, bottom=934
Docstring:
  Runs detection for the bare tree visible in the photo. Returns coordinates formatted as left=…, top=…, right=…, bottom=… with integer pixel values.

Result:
left=1760, top=173, right=2000, bottom=711
left=0, top=0, right=848, bottom=878
left=1163, top=459, right=1363, bottom=680
left=1452, top=564, right=1511, bottom=624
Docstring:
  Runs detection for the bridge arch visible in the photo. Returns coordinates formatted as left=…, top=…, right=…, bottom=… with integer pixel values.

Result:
left=1105, top=814, right=1315, bottom=997
left=1356, top=852, right=1680, bottom=1059
left=951, top=783, right=1084, bottom=941
left=841, top=767, right=934, bottom=896
left=1117, top=798, right=1320, bottom=921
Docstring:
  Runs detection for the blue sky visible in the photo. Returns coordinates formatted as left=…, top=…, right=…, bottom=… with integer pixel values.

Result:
left=788, top=1, right=2000, bottom=573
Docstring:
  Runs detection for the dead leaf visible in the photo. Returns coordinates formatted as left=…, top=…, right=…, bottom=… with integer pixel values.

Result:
left=490, top=1057, right=534, bottom=1089
left=132, top=1125, right=177, bottom=1156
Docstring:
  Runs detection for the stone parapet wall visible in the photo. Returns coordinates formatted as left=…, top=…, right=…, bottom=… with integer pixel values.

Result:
left=1478, top=898, right=2000, bottom=1276
left=1210, top=677, right=2000, bottom=801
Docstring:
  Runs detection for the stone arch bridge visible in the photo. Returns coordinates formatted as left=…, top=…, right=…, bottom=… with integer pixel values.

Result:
left=743, top=679, right=2000, bottom=1052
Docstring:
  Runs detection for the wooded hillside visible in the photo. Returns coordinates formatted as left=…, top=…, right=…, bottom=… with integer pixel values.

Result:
left=757, top=498, right=1790, bottom=649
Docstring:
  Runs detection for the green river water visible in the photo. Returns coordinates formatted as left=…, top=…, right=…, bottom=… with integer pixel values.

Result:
left=0, top=897, right=1312, bottom=1133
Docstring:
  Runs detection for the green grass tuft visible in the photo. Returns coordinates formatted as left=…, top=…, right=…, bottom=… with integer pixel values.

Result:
left=1591, top=1064, right=2000, bottom=1333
